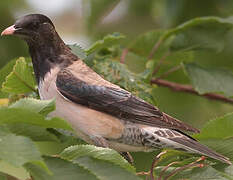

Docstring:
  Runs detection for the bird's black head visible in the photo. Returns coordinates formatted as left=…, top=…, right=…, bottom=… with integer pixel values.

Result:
left=1, top=14, right=76, bottom=82
left=2, top=14, right=56, bottom=44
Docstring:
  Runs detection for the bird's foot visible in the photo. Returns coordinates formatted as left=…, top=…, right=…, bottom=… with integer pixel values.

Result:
left=120, top=152, right=134, bottom=165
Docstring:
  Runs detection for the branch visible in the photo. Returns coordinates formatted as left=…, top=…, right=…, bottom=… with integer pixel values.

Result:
left=151, top=79, right=233, bottom=104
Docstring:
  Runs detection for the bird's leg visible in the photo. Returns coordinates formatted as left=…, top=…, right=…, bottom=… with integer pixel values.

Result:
left=120, top=152, right=134, bottom=165
left=90, top=135, right=109, bottom=148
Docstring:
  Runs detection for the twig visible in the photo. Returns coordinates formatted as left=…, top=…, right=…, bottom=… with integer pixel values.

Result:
left=151, top=79, right=233, bottom=105
left=120, top=48, right=129, bottom=64
left=164, top=163, right=204, bottom=180
left=150, top=151, right=167, bottom=180
left=157, top=65, right=182, bottom=79
left=164, top=156, right=206, bottom=180
left=152, top=52, right=170, bottom=75
left=148, top=39, right=163, bottom=59
left=157, top=161, right=180, bottom=180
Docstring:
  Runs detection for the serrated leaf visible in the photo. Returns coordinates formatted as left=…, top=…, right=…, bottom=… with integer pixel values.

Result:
left=0, top=107, right=72, bottom=130
left=194, top=113, right=233, bottom=140
left=69, top=44, right=87, bottom=59
left=0, top=59, right=18, bottom=98
left=86, top=33, right=125, bottom=55
left=25, top=156, right=98, bottom=180
left=10, top=98, right=55, bottom=116
left=60, top=145, right=135, bottom=173
left=72, top=157, right=141, bottom=180
left=0, top=133, right=44, bottom=168
left=2, top=57, right=36, bottom=94
left=0, top=59, right=17, bottom=88
left=184, top=63, right=233, bottom=97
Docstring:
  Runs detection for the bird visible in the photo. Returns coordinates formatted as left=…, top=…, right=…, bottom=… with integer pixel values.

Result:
left=1, top=14, right=231, bottom=165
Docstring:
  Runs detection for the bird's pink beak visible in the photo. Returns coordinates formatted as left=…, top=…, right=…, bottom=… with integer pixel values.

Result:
left=1, top=25, right=16, bottom=36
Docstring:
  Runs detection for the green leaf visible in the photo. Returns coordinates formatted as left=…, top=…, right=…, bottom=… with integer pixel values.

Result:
left=60, top=145, right=135, bottom=173
left=86, top=33, right=125, bottom=55
left=2, top=57, right=37, bottom=94
left=155, top=165, right=230, bottom=180
left=10, top=98, right=55, bottom=116
left=146, top=17, right=233, bottom=53
left=0, top=107, right=72, bottom=130
left=69, top=44, right=87, bottom=60
left=199, top=139, right=233, bottom=162
left=25, top=156, right=98, bottom=180
left=194, top=113, right=233, bottom=140
left=128, top=30, right=168, bottom=58
left=6, top=123, right=59, bottom=142
left=0, top=160, right=30, bottom=180
left=0, top=59, right=18, bottom=98
left=72, top=157, right=141, bottom=180
left=184, top=63, right=233, bottom=97
left=163, top=16, right=233, bottom=43
left=0, top=59, right=17, bottom=88
left=0, top=133, right=44, bottom=167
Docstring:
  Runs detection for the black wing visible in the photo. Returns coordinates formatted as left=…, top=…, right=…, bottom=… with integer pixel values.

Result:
left=56, top=68, right=199, bottom=133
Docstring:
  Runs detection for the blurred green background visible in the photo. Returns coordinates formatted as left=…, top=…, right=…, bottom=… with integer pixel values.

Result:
left=1, top=0, right=233, bottom=172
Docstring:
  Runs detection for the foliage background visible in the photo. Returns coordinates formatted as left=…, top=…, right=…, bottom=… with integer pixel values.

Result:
left=0, top=0, right=233, bottom=179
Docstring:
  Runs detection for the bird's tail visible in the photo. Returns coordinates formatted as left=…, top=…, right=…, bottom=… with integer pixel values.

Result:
left=170, top=135, right=232, bottom=165
left=142, top=127, right=232, bottom=165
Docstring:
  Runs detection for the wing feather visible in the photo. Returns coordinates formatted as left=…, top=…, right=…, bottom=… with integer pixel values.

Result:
left=56, top=66, right=200, bottom=133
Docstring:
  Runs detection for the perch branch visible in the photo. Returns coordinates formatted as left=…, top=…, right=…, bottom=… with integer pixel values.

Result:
left=151, top=79, right=233, bottom=104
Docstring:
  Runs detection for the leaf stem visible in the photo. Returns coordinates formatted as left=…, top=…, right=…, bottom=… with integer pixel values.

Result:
left=157, top=64, right=182, bottom=79
left=152, top=52, right=170, bottom=75
left=148, top=38, right=163, bottom=60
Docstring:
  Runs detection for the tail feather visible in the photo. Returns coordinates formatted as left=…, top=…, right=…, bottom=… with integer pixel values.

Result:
left=171, top=137, right=232, bottom=165
left=142, top=127, right=232, bottom=165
